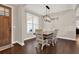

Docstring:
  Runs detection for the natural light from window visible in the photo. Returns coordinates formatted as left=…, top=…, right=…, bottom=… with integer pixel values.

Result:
left=26, top=13, right=39, bottom=33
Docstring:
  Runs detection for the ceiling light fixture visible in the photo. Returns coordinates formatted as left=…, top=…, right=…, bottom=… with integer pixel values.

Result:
left=43, top=5, right=58, bottom=22
left=43, top=5, right=51, bottom=22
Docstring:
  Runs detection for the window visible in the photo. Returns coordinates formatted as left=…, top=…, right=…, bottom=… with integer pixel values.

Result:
left=26, top=13, right=39, bottom=33
left=0, top=6, right=4, bottom=16
left=0, top=6, right=10, bottom=16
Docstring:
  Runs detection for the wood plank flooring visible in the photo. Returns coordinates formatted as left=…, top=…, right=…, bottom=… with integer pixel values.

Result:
left=0, top=36, right=79, bottom=54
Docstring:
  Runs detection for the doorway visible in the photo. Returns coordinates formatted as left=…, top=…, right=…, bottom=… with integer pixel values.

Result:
left=0, top=4, right=11, bottom=47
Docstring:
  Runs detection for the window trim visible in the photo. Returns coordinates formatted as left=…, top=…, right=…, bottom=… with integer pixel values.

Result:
left=26, top=12, right=39, bottom=33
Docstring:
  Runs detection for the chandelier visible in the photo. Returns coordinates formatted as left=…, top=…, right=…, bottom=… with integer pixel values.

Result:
left=43, top=5, right=58, bottom=22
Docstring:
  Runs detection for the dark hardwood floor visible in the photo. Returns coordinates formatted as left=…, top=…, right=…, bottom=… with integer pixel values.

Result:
left=0, top=36, right=79, bottom=54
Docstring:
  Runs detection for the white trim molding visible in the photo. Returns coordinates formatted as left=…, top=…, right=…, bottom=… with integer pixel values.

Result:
left=57, top=36, right=76, bottom=41
left=0, top=44, right=13, bottom=51
left=16, top=41, right=24, bottom=46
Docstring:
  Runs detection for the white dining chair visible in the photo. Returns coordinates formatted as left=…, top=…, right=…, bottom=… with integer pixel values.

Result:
left=35, top=29, right=48, bottom=50
left=52, top=29, right=58, bottom=46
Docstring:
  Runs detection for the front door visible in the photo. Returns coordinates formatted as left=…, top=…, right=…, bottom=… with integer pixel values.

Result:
left=0, top=5, right=11, bottom=47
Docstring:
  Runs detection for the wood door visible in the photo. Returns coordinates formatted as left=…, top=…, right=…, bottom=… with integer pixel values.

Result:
left=0, top=5, right=11, bottom=47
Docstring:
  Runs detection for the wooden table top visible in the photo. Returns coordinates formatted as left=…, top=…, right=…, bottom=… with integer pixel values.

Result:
left=43, top=31, right=53, bottom=36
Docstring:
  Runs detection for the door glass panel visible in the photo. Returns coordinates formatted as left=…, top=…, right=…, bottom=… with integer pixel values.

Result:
left=0, top=6, right=4, bottom=11
left=0, top=11, right=4, bottom=16
left=5, top=8, right=9, bottom=13
left=5, top=12, right=9, bottom=16
left=0, top=6, right=4, bottom=16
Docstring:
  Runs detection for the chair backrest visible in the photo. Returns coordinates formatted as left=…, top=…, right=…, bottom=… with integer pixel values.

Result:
left=53, top=29, right=58, bottom=38
left=35, top=29, right=43, bottom=42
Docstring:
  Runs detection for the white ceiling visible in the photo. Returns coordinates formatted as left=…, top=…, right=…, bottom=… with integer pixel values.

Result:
left=25, top=4, right=74, bottom=16
left=9, top=4, right=75, bottom=16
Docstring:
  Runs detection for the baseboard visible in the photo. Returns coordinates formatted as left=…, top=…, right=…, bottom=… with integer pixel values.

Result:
left=12, top=41, right=24, bottom=46
left=12, top=41, right=16, bottom=44
left=16, top=41, right=24, bottom=46
left=0, top=44, right=13, bottom=51
left=57, top=36, right=76, bottom=41
left=24, top=36, right=36, bottom=41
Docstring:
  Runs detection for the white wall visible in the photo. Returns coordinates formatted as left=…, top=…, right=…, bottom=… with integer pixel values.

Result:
left=43, top=9, right=76, bottom=40
left=76, top=6, right=79, bottom=16
left=76, top=6, right=79, bottom=29
left=5, top=5, right=25, bottom=45
left=12, top=5, right=26, bottom=45
left=56, top=10, right=76, bottom=40
left=76, top=17, right=79, bottom=29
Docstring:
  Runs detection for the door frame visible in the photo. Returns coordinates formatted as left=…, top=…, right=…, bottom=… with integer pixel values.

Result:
left=0, top=4, right=12, bottom=44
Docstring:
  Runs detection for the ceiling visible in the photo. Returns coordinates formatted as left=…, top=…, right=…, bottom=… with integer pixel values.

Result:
left=25, top=4, right=74, bottom=16
left=9, top=4, right=76, bottom=16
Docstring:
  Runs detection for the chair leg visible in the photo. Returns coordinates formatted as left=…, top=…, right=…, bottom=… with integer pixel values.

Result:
left=46, top=39, right=50, bottom=46
left=35, top=47, right=38, bottom=53
left=52, top=42, right=54, bottom=46
left=41, top=44, right=45, bottom=50
left=52, top=39, right=54, bottom=46
left=55, top=40, right=56, bottom=44
left=35, top=43, right=41, bottom=53
left=54, top=39, right=57, bottom=44
left=35, top=42, right=38, bottom=48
